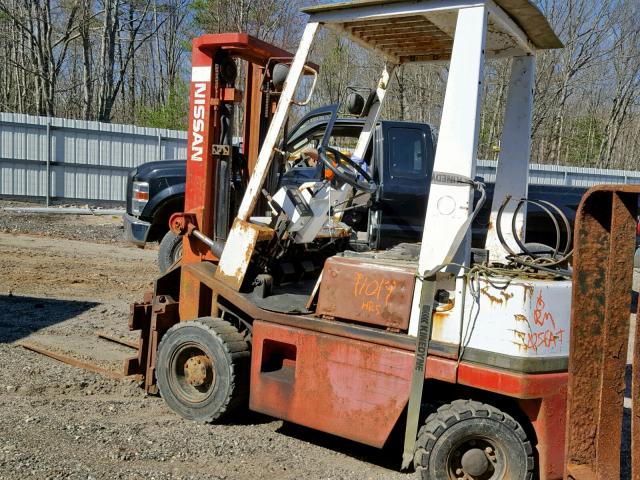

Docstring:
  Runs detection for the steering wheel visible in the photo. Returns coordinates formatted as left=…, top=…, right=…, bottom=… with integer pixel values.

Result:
left=317, top=145, right=377, bottom=193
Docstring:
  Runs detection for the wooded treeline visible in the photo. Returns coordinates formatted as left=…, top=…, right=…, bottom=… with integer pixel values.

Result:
left=0, top=0, right=638, bottom=168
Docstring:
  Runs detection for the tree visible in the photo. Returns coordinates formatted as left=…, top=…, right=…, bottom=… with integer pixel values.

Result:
left=0, top=0, right=80, bottom=116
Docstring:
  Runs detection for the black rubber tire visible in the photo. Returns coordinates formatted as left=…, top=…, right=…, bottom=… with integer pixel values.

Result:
left=158, top=231, right=183, bottom=273
left=156, top=318, right=250, bottom=423
left=414, top=399, right=534, bottom=480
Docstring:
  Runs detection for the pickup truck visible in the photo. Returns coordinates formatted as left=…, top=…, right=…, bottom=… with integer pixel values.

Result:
left=124, top=111, right=585, bottom=271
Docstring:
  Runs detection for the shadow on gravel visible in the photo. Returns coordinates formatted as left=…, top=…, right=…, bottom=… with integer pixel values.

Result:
left=226, top=410, right=273, bottom=426
left=277, top=422, right=403, bottom=473
left=0, top=294, right=98, bottom=343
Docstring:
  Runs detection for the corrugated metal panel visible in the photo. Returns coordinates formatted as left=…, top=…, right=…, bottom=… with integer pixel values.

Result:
left=0, top=112, right=187, bottom=202
left=477, top=160, right=640, bottom=187
left=2, top=112, right=640, bottom=204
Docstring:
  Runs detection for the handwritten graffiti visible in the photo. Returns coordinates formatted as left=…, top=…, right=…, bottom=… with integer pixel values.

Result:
left=533, top=292, right=556, bottom=329
left=526, top=328, right=565, bottom=350
left=511, top=291, right=564, bottom=352
left=353, top=272, right=397, bottom=315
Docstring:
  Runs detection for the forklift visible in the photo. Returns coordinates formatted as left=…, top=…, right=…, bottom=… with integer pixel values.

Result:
left=127, top=2, right=638, bottom=479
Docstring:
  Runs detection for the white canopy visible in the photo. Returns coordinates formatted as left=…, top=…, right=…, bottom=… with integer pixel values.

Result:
left=302, top=0, right=562, bottom=63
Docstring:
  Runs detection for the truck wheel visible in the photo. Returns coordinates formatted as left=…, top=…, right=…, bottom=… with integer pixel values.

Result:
left=413, top=399, right=533, bottom=480
left=156, top=318, right=250, bottom=423
left=158, top=231, right=183, bottom=273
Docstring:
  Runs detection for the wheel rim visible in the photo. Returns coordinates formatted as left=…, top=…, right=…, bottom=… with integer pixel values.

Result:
left=447, top=437, right=505, bottom=480
left=168, top=342, right=216, bottom=404
left=172, top=239, right=183, bottom=263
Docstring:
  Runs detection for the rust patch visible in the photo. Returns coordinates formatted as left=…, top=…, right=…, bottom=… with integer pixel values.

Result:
left=436, top=298, right=455, bottom=313
left=508, top=328, right=538, bottom=352
left=509, top=329, right=527, bottom=343
left=316, top=257, right=416, bottom=330
left=508, top=329, right=533, bottom=352
left=500, top=291, right=514, bottom=302
left=514, top=314, right=528, bottom=323
left=432, top=310, right=451, bottom=341
left=522, top=284, right=534, bottom=305
left=564, top=186, right=640, bottom=479
left=214, top=218, right=273, bottom=291
left=480, top=286, right=503, bottom=305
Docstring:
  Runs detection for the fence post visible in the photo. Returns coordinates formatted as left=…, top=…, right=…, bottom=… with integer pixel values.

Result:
left=45, top=118, right=51, bottom=206
left=157, top=131, right=162, bottom=160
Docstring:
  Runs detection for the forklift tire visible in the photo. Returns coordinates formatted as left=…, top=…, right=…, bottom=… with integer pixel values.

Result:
left=413, top=399, right=533, bottom=480
left=158, top=231, right=183, bottom=273
left=156, top=318, right=250, bottom=423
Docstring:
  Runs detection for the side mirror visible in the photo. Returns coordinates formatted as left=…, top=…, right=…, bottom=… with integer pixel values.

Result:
left=344, top=87, right=376, bottom=117
left=346, top=93, right=365, bottom=115
left=264, top=58, right=318, bottom=106
left=271, top=63, right=289, bottom=90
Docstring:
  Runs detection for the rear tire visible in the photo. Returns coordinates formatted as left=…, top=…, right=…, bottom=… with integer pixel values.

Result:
left=414, top=399, right=534, bottom=480
left=156, top=318, right=250, bottom=423
left=158, top=231, right=183, bottom=273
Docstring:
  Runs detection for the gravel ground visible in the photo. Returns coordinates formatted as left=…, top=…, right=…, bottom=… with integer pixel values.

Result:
left=0, top=200, right=131, bottom=245
left=0, top=204, right=407, bottom=480
left=0, top=201, right=635, bottom=479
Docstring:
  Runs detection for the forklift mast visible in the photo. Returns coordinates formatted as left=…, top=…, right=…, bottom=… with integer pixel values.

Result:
left=179, top=33, right=295, bottom=264
left=169, top=33, right=317, bottom=320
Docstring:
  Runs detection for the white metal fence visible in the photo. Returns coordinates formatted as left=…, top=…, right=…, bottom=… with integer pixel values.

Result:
left=477, top=159, right=640, bottom=187
left=0, top=112, right=187, bottom=204
left=1, top=112, right=639, bottom=205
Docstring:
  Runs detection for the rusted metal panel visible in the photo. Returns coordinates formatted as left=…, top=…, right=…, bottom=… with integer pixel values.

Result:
left=179, top=267, right=211, bottom=321
left=519, top=393, right=567, bottom=480
left=250, top=318, right=570, bottom=457
left=127, top=293, right=180, bottom=393
left=316, top=256, right=415, bottom=330
left=244, top=63, right=265, bottom=176
left=564, top=185, right=639, bottom=480
left=124, top=301, right=152, bottom=376
left=250, top=319, right=413, bottom=448
left=213, top=218, right=274, bottom=291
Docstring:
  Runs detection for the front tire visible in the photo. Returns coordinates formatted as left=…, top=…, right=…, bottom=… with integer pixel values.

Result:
left=156, top=318, right=250, bottom=423
left=158, top=230, right=183, bottom=273
left=414, top=399, right=533, bottom=480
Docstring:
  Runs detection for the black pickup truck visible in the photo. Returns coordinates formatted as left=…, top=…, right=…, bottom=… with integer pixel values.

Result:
left=124, top=113, right=586, bottom=271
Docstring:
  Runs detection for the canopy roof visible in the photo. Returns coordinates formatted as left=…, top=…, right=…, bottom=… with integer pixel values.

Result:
left=302, top=0, right=562, bottom=64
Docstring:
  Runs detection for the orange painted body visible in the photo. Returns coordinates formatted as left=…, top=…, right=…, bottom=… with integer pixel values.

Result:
left=250, top=318, right=567, bottom=478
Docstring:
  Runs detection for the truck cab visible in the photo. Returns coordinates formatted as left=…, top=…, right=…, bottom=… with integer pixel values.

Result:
left=123, top=112, right=440, bottom=268
left=124, top=109, right=585, bottom=271
left=278, top=111, right=436, bottom=250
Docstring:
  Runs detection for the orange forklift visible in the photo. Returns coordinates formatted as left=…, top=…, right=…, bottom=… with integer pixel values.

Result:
left=127, top=2, right=638, bottom=479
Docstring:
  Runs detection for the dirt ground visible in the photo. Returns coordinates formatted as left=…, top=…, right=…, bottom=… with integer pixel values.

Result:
left=0, top=204, right=635, bottom=479
left=0, top=209, right=407, bottom=480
